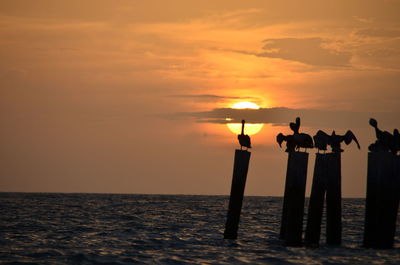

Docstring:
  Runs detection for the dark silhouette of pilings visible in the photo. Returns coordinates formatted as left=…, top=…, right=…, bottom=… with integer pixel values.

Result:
left=280, top=151, right=308, bottom=246
left=363, top=152, right=400, bottom=249
left=325, top=153, right=342, bottom=245
left=305, top=153, right=342, bottom=247
left=304, top=153, right=327, bottom=246
left=224, top=149, right=251, bottom=239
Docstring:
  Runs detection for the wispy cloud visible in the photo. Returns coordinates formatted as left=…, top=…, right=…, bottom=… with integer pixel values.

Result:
left=354, top=28, right=400, bottom=38
left=257, top=38, right=352, bottom=67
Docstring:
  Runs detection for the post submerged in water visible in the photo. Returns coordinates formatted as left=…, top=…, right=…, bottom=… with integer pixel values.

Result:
left=363, top=152, right=400, bottom=249
left=280, top=151, right=308, bottom=246
left=363, top=118, right=400, bottom=249
left=305, top=153, right=342, bottom=246
left=224, top=120, right=252, bottom=239
left=325, top=152, right=342, bottom=245
left=306, top=128, right=360, bottom=247
left=276, top=117, right=313, bottom=246
left=223, top=149, right=251, bottom=239
left=304, top=153, right=328, bottom=247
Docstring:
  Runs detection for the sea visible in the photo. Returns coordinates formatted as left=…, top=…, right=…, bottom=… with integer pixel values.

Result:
left=1, top=193, right=399, bottom=264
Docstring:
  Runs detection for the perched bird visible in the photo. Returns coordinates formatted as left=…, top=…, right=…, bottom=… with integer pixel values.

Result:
left=290, top=117, right=301, bottom=134
left=314, top=130, right=360, bottom=153
left=277, top=133, right=296, bottom=152
left=313, top=130, right=330, bottom=153
left=292, top=117, right=313, bottom=151
left=293, top=131, right=314, bottom=151
left=368, top=118, right=397, bottom=154
left=238, top=120, right=251, bottom=150
left=330, top=130, right=360, bottom=152
left=276, top=117, right=313, bottom=152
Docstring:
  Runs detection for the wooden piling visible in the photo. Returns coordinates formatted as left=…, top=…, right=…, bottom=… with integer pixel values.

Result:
left=224, top=149, right=251, bottom=239
left=280, top=151, right=308, bottom=246
left=304, top=153, right=328, bottom=247
left=363, top=152, right=399, bottom=249
left=326, top=152, right=342, bottom=245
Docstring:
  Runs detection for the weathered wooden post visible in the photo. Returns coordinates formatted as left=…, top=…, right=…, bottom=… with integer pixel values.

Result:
left=363, top=152, right=399, bottom=248
left=304, top=153, right=328, bottom=246
left=363, top=118, right=400, bottom=249
left=276, top=117, right=313, bottom=246
left=305, top=130, right=359, bottom=247
left=224, top=150, right=251, bottom=239
left=224, top=120, right=252, bottom=239
left=325, top=152, right=342, bottom=245
left=281, top=152, right=308, bottom=246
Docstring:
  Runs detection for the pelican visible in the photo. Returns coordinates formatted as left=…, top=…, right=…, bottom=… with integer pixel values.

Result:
left=369, top=118, right=397, bottom=154
left=291, top=117, right=313, bottom=151
left=290, top=117, right=300, bottom=134
left=314, top=130, right=330, bottom=153
left=314, top=130, right=360, bottom=153
left=238, top=120, right=251, bottom=150
left=276, top=117, right=313, bottom=152
left=277, top=133, right=296, bottom=152
left=330, top=130, right=360, bottom=152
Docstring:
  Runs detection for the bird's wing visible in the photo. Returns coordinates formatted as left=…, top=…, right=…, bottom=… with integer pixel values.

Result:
left=245, top=135, right=252, bottom=148
left=344, top=130, right=361, bottom=149
left=314, top=130, right=330, bottom=142
left=276, top=133, right=284, bottom=147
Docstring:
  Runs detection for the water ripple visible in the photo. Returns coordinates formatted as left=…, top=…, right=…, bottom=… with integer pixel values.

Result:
left=0, top=193, right=399, bottom=264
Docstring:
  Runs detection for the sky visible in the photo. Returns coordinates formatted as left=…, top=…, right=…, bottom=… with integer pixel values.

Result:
left=1, top=0, right=399, bottom=197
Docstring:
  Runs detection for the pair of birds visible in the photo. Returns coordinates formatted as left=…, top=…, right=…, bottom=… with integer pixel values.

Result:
left=276, top=117, right=314, bottom=152
left=369, top=118, right=399, bottom=154
left=277, top=117, right=361, bottom=153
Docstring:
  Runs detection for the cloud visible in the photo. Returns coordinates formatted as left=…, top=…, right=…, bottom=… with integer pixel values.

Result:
left=171, top=94, right=259, bottom=102
left=355, top=28, right=400, bottom=38
left=172, top=107, right=400, bottom=130
left=257, top=38, right=352, bottom=67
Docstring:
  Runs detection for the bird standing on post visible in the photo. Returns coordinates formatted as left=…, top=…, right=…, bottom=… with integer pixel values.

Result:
left=238, top=120, right=251, bottom=150
left=369, top=118, right=398, bottom=154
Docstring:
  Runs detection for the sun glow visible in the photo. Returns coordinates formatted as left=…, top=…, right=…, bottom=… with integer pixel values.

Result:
left=226, top=102, right=264, bottom=135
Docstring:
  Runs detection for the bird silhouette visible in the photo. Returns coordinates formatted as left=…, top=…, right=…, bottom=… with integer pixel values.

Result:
left=292, top=117, right=313, bottom=151
left=277, top=133, right=296, bottom=152
left=332, top=130, right=360, bottom=152
left=369, top=118, right=397, bottom=154
left=238, top=120, right=251, bottom=150
left=276, top=117, right=313, bottom=152
left=313, top=130, right=330, bottom=153
left=314, top=130, right=360, bottom=153
left=289, top=117, right=300, bottom=134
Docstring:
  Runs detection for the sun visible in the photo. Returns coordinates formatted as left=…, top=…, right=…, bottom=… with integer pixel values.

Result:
left=226, top=102, right=264, bottom=135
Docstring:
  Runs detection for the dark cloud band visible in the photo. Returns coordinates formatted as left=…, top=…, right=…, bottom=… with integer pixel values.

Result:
left=172, top=107, right=399, bottom=129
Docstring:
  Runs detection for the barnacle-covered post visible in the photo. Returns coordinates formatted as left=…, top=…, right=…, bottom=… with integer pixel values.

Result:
left=277, top=117, right=313, bottom=246
left=224, top=120, right=252, bottom=239
left=305, top=130, right=360, bottom=246
left=363, top=118, right=400, bottom=249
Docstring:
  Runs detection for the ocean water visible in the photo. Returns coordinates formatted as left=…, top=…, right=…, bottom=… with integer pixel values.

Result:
left=0, top=193, right=399, bottom=264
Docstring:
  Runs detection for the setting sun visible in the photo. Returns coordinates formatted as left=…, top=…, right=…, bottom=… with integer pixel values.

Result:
left=226, top=102, right=264, bottom=135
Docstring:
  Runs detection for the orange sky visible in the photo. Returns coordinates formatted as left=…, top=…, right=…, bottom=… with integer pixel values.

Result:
left=1, top=0, right=399, bottom=196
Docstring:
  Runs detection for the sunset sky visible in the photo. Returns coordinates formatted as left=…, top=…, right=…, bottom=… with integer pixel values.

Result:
left=1, top=0, right=399, bottom=197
